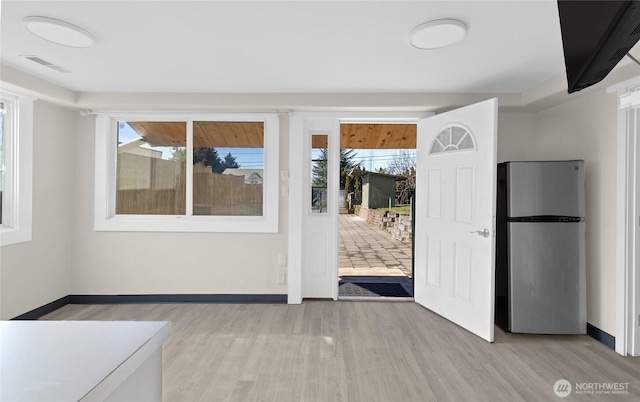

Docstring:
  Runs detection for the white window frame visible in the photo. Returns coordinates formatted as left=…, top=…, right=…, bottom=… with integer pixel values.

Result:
left=0, top=91, right=34, bottom=246
left=609, top=77, right=640, bottom=356
left=94, top=112, right=279, bottom=233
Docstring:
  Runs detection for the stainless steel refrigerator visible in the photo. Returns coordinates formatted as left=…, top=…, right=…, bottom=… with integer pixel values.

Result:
left=495, top=161, right=586, bottom=334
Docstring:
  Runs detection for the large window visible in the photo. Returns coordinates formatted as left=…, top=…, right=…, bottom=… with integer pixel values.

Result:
left=0, top=91, right=33, bottom=246
left=95, top=113, right=279, bottom=232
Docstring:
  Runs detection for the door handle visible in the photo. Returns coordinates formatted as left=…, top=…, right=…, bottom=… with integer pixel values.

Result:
left=470, top=229, right=490, bottom=238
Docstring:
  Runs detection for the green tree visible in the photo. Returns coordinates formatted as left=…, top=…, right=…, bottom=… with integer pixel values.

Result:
left=173, top=148, right=240, bottom=173
left=344, top=166, right=363, bottom=207
left=345, top=165, right=364, bottom=205
left=352, top=166, right=364, bottom=192
left=193, top=148, right=221, bottom=172
left=312, top=148, right=328, bottom=187
left=311, top=148, right=360, bottom=189
left=222, top=152, right=239, bottom=169
left=339, top=149, right=359, bottom=189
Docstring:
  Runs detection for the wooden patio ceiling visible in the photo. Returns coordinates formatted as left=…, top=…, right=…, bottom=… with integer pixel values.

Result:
left=128, top=122, right=416, bottom=149
left=127, top=121, right=265, bottom=148
left=340, top=123, right=416, bottom=149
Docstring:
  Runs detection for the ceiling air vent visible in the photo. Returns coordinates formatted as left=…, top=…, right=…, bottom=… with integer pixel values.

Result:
left=22, top=55, right=70, bottom=73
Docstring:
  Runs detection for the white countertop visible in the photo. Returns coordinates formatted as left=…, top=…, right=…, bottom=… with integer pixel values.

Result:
left=0, top=320, right=171, bottom=402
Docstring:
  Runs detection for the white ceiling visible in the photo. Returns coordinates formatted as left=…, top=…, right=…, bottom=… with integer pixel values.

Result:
left=1, top=1, right=569, bottom=94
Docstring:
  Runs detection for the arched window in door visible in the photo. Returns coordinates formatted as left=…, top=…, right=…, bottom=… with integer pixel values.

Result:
left=430, top=125, right=476, bottom=154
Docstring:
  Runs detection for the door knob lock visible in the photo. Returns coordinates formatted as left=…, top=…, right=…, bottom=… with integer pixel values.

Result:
left=470, top=229, right=490, bottom=237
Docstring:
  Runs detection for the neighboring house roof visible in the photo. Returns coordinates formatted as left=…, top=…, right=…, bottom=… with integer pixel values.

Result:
left=222, top=168, right=263, bottom=184
left=363, top=172, right=398, bottom=179
left=122, top=146, right=163, bottom=160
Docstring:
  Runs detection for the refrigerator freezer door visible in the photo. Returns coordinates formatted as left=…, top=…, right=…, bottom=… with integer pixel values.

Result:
left=508, top=221, right=586, bottom=334
left=507, top=161, right=585, bottom=218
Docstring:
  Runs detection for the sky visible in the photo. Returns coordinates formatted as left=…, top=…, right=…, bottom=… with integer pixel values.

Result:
left=350, top=149, right=416, bottom=172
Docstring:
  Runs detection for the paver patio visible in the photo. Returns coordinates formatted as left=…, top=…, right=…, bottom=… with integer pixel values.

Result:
left=338, top=214, right=413, bottom=278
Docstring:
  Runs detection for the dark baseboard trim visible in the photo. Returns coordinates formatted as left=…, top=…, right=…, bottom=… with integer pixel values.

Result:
left=11, top=294, right=287, bottom=320
left=68, top=294, right=288, bottom=305
left=11, top=295, right=72, bottom=320
left=587, top=322, right=615, bottom=350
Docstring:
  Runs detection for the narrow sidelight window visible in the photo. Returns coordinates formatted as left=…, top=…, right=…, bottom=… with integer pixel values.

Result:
left=311, top=133, right=328, bottom=214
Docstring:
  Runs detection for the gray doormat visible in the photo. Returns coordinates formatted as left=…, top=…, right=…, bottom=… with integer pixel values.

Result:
left=338, top=281, right=412, bottom=298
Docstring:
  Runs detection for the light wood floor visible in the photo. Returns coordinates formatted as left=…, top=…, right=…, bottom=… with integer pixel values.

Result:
left=43, top=302, right=640, bottom=402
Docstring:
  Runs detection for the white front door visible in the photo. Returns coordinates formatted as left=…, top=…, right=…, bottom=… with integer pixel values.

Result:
left=301, top=119, right=339, bottom=299
left=414, top=98, right=498, bottom=342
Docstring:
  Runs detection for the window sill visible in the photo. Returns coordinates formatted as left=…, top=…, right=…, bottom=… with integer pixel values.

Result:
left=94, top=215, right=278, bottom=233
left=0, top=227, right=32, bottom=246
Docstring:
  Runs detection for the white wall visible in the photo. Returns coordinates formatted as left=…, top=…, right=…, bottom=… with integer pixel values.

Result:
left=0, top=74, right=621, bottom=335
left=499, top=90, right=619, bottom=335
left=496, top=112, right=537, bottom=163
left=0, top=100, right=75, bottom=319
left=68, top=115, right=289, bottom=296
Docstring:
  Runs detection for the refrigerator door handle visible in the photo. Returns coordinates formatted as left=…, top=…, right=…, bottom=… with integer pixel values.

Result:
left=470, top=228, right=490, bottom=237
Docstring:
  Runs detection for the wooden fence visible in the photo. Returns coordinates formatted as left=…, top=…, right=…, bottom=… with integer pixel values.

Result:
left=117, top=153, right=262, bottom=216
left=193, top=164, right=262, bottom=216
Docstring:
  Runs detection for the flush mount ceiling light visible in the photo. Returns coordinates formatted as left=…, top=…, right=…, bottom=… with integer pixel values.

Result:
left=22, top=16, right=95, bottom=48
left=410, top=19, right=467, bottom=50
